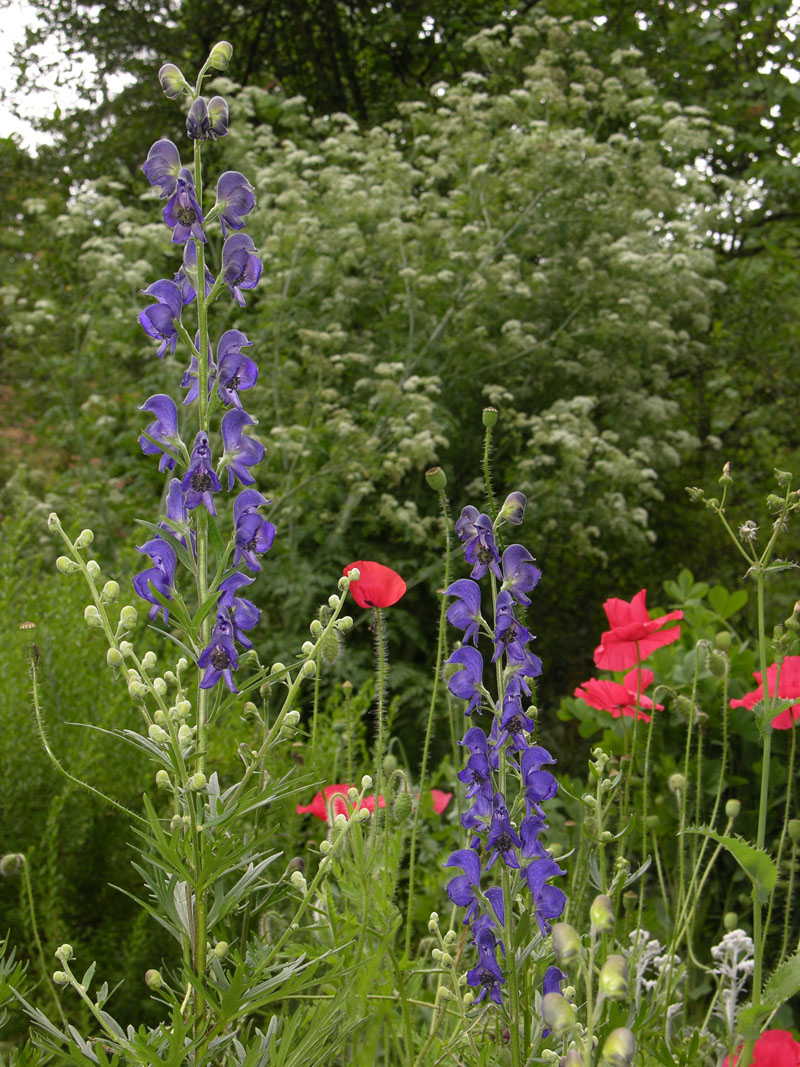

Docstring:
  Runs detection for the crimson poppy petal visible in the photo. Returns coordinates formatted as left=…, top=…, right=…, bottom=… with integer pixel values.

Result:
left=343, top=560, right=407, bottom=608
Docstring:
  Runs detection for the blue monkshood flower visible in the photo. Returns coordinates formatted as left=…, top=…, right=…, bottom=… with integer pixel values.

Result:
left=132, top=537, right=176, bottom=620
left=174, top=241, right=214, bottom=304
left=217, top=330, right=258, bottom=408
left=457, top=749, right=493, bottom=816
left=138, top=394, right=179, bottom=472
left=142, top=139, right=181, bottom=198
left=485, top=792, right=523, bottom=870
left=521, top=745, right=558, bottom=814
left=220, top=409, right=265, bottom=489
left=492, top=691, right=536, bottom=752
left=164, top=168, right=206, bottom=244
left=519, top=812, right=549, bottom=860
left=444, top=848, right=482, bottom=925
left=445, top=578, right=483, bottom=645
left=139, top=280, right=184, bottom=359
left=455, top=506, right=501, bottom=580
left=504, top=649, right=544, bottom=699
left=159, top=478, right=194, bottom=555
left=181, top=431, right=221, bottom=514
left=521, top=856, right=567, bottom=936
left=222, top=234, right=262, bottom=306
left=158, top=63, right=189, bottom=99
left=493, top=590, right=532, bottom=663
left=181, top=350, right=216, bottom=406
left=215, top=171, right=255, bottom=236
left=446, top=646, right=484, bottom=716
left=233, top=489, right=276, bottom=571
left=198, top=615, right=239, bottom=692
left=501, top=544, right=541, bottom=607
left=467, top=919, right=506, bottom=1006
left=217, top=572, right=260, bottom=649
left=498, top=491, right=527, bottom=526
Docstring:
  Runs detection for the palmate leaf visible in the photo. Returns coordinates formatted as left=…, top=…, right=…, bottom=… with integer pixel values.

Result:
left=682, top=826, right=777, bottom=904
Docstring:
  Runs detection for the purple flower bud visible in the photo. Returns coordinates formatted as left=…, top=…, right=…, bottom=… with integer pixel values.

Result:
left=142, top=139, right=182, bottom=198
left=132, top=537, right=176, bottom=620
left=222, top=233, right=262, bottom=306
left=138, top=279, right=183, bottom=358
left=215, top=171, right=255, bottom=236
left=174, top=241, right=214, bottom=303
left=158, top=64, right=189, bottom=99
left=139, top=393, right=179, bottom=472
left=233, top=489, right=276, bottom=571
left=208, top=96, right=229, bottom=137
left=220, top=408, right=265, bottom=490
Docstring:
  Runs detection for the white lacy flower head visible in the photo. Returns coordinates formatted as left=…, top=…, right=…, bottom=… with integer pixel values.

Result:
left=710, top=929, right=755, bottom=1039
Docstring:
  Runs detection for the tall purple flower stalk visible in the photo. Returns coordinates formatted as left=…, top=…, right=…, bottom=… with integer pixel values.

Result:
left=135, top=47, right=273, bottom=698
left=444, top=494, right=565, bottom=1012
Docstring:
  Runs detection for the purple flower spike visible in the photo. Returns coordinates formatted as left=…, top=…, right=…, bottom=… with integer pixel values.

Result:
left=142, top=139, right=181, bottom=198
left=164, top=168, right=206, bottom=244
left=132, top=537, right=176, bottom=621
left=444, top=578, right=482, bottom=645
left=181, top=431, right=221, bottom=514
left=198, top=616, right=239, bottom=692
left=233, top=489, right=276, bottom=571
left=444, top=848, right=482, bottom=924
left=467, top=922, right=505, bottom=1005
left=220, top=409, right=265, bottom=489
left=217, top=330, right=258, bottom=408
left=139, top=393, right=179, bottom=472
left=501, top=544, right=541, bottom=607
left=216, top=171, right=255, bottom=236
left=139, top=279, right=184, bottom=359
left=485, top=792, right=522, bottom=871
left=446, top=646, right=484, bottom=716
left=222, top=233, right=262, bottom=306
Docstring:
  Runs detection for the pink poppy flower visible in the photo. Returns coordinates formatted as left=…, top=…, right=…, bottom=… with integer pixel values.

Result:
left=574, top=668, right=663, bottom=723
left=297, top=784, right=452, bottom=821
left=723, top=1029, right=800, bottom=1066
left=594, top=589, right=682, bottom=671
left=730, top=655, right=800, bottom=730
left=343, top=560, right=407, bottom=609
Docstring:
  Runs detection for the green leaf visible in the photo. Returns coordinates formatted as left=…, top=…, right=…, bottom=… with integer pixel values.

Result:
left=763, top=948, right=800, bottom=1009
left=708, top=585, right=747, bottom=619
left=682, top=826, right=777, bottom=904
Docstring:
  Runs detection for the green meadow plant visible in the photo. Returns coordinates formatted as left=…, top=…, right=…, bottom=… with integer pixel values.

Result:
left=2, top=44, right=800, bottom=1067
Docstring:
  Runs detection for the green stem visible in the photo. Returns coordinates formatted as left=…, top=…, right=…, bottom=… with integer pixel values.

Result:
left=20, top=856, right=67, bottom=1026
left=404, top=486, right=452, bottom=958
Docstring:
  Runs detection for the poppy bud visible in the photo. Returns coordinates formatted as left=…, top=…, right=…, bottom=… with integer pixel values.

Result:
left=599, top=1027, right=635, bottom=1066
left=208, top=41, right=233, bottom=69
left=393, top=792, right=412, bottom=823
left=708, top=650, right=728, bottom=677
left=552, top=922, right=581, bottom=966
left=158, top=63, right=190, bottom=98
left=482, top=406, right=498, bottom=428
left=786, top=818, right=800, bottom=843
left=590, top=894, right=614, bottom=933
left=725, top=799, right=741, bottom=819
left=598, top=955, right=628, bottom=1000
left=541, top=993, right=576, bottom=1038
left=724, top=911, right=738, bottom=930
left=425, top=466, right=447, bottom=490
left=715, top=631, right=732, bottom=651
left=668, top=773, right=685, bottom=794
left=0, top=853, right=25, bottom=876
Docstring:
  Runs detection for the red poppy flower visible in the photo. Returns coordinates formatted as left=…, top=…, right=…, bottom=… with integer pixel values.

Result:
left=730, top=655, right=800, bottom=730
left=296, top=783, right=452, bottom=821
left=723, top=1029, right=800, bottom=1067
left=593, top=589, right=682, bottom=671
left=574, top=668, right=663, bottom=723
left=343, top=560, right=407, bottom=609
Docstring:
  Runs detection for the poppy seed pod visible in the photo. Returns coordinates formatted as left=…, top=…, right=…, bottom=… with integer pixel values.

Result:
left=590, top=893, right=615, bottom=933
left=482, top=406, right=498, bottom=428
left=541, top=992, right=576, bottom=1039
left=598, top=955, right=629, bottom=1001
left=599, top=1027, right=636, bottom=1066
left=425, top=466, right=447, bottom=490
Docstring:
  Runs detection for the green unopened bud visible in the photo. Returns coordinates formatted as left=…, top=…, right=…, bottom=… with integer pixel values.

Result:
left=463, top=990, right=475, bottom=1007
left=766, top=493, right=784, bottom=511
left=53, top=970, right=69, bottom=985
left=142, top=651, right=157, bottom=670
left=360, top=775, right=373, bottom=790
left=153, top=677, right=167, bottom=696
left=56, top=555, right=80, bottom=574
left=425, top=466, right=447, bottom=491
left=482, top=406, right=499, bottom=428
left=718, top=462, right=733, bottom=486
left=106, top=647, right=124, bottom=668
left=344, top=566, right=360, bottom=582
left=75, top=528, right=94, bottom=548
left=725, top=798, right=741, bottom=819
left=128, top=680, right=146, bottom=699
left=284, top=710, right=301, bottom=727
left=673, top=695, right=694, bottom=722
left=289, top=870, right=307, bottom=891
left=301, top=659, right=317, bottom=677
left=0, top=853, right=25, bottom=876
left=84, top=604, right=102, bottom=627
left=355, top=807, right=371, bottom=823
left=208, top=41, right=233, bottom=69
left=86, top=559, right=101, bottom=579
left=153, top=709, right=167, bottom=726
left=541, top=992, right=576, bottom=1039
left=155, top=770, right=171, bottom=790
left=158, top=62, right=190, bottom=98
left=788, top=819, right=800, bottom=843
left=393, top=792, right=413, bottom=823
left=189, top=772, right=207, bottom=791
left=552, top=922, right=581, bottom=966
left=241, top=701, right=259, bottom=722
left=55, top=944, right=73, bottom=962
left=320, top=627, right=341, bottom=666
left=685, top=486, right=705, bottom=502
left=175, top=699, right=191, bottom=719
left=309, top=619, right=323, bottom=637
left=598, top=955, right=628, bottom=1001
left=723, top=911, right=738, bottom=930
left=119, top=605, right=138, bottom=629
left=715, top=631, right=732, bottom=651
left=148, top=724, right=169, bottom=743
left=590, top=893, right=614, bottom=933
left=561, top=1050, right=587, bottom=1067
left=178, top=724, right=193, bottom=746
left=144, top=968, right=163, bottom=989
left=213, top=940, right=229, bottom=959
left=774, top=468, right=793, bottom=488
left=383, top=753, right=398, bottom=775
left=599, top=1027, right=636, bottom=1066
left=668, top=772, right=686, bottom=794
left=101, top=580, right=119, bottom=602
left=708, top=650, right=728, bottom=677
left=336, top=615, right=353, bottom=631
left=498, top=491, right=527, bottom=525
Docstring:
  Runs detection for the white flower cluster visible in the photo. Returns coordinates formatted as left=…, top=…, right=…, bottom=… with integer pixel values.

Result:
left=710, top=929, right=755, bottom=1039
